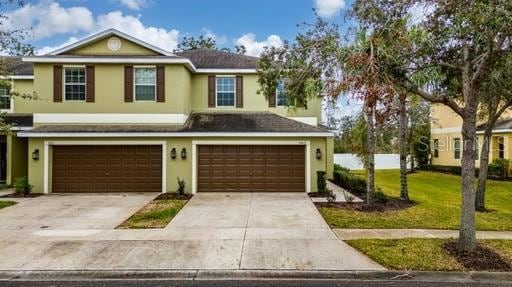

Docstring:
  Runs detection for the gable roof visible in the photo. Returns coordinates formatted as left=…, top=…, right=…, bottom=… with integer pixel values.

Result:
left=175, top=49, right=258, bottom=69
left=46, top=28, right=174, bottom=56
left=477, top=118, right=512, bottom=132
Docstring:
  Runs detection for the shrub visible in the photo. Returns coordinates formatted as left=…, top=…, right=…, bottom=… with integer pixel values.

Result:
left=177, top=177, right=186, bottom=195
left=13, top=176, right=33, bottom=196
left=488, top=159, right=510, bottom=179
left=332, top=170, right=366, bottom=197
left=374, top=188, right=389, bottom=204
left=419, top=164, right=480, bottom=177
left=342, top=190, right=355, bottom=203
left=326, top=188, right=337, bottom=203
left=317, top=171, right=327, bottom=194
left=334, top=164, right=350, bottom=173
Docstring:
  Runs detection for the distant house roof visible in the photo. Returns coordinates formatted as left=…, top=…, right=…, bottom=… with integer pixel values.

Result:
left=175, top=49, right=258, bottom=69
left=2, top=57, right=33, bottom=76
left=477, top=118, right=512, bottom=132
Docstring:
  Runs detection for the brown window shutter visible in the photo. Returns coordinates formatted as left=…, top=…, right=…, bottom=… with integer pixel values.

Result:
left=208, top=75, right=216, bottom=107
left=85, top=66, right=95, bottom=102
left=53, top=65, right=62, bottom=102
left=236, top=76, right=243, bottom=108
left=156, top=65, right=165, bottom=102
left=124, top=65, right=133, bottom=102
left=269, top=90, right=276, bottom=107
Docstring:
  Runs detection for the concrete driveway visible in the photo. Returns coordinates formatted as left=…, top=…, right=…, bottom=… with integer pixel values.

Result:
left=0, top=193, right=157, bottom=229
left=167, top=192, right=384, bottom=270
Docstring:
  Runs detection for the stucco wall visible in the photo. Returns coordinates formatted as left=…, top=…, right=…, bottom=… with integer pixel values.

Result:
left=6, top=135, right=28, bottom=185
left=27, top=136, right=332, bottom=194
left=66, top=37, right=159, bottom=56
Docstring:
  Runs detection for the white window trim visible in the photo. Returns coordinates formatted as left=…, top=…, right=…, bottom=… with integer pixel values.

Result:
left=215, top=76, right=236, bottom=108
left=43, top=140, right=167, bottom=194
left=191, top=140, right=311, bottom=194
left=276, top=79, right=287, bottom=108
left=454, top=138, right=461, bottom=159
left=133, top=66, right=157, bottom=102
left=63, top=66, right=86, bottom=102
left=0, top=85, right=13, bottom=113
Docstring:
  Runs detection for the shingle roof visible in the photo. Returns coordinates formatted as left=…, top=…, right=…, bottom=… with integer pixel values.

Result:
left=22, top=112, right=330, bottom=134
left=175, top=49, right=258, bottom=69
left=1, top=57, right=33, bottom=75
left=182, top=112, right=328, bottom=133
left=3, top=113, right=33, bottom=127
left=477, top=118, right=512, bottom=131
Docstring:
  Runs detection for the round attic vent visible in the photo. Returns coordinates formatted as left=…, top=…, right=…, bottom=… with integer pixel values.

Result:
left=107, top=37, right=121, bottom=51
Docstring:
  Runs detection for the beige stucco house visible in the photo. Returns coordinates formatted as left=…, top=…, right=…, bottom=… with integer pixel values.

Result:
left=430, top=103, right=512, bottom=170
left=2, top=29, right=333, bottom=194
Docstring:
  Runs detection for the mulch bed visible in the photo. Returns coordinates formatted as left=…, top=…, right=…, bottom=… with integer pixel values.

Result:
left=155, top=193, right=192, bottom=200
left=0, top=193, right=42, bottom=198
left=308, top=192, right=325, bottom=198
left=444, top=241, right=512, bottom=271
left=315, top=198, right=416, bottom=212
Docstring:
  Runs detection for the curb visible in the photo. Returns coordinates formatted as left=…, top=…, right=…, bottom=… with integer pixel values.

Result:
left=0, top=269, right=512, bottom=282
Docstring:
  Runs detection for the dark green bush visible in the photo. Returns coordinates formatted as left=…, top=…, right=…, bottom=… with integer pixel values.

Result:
left=332, top=170, right=366, bottom=197
left=177, top=177, right=186, bottom=195
left=419, top=164, right=480, bottom=177
left=374, top=188, right=389, bottom=204
left=317, top=171, right=327, bottom=194
left=334, top=164, right=350, bottom=173
left=13, top=176, right=33, bottom=196
left=488, top=159, right=510, bottom=179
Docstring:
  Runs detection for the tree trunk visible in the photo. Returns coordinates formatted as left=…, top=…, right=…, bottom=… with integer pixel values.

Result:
left=459, top=111, right=477, bottom=251
left=398, top=93, right=409, bottom=201
left=476, top=125, right=492, bottom=211
left=365, top=102, right=376, bottom=207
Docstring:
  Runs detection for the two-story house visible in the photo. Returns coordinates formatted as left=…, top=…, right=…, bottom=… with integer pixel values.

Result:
left=2, top=29, right=333, bottom=194
left=430, top=103, right=512, bottom=172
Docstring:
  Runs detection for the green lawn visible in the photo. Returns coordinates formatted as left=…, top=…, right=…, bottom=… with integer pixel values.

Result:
left=319, top=170, right=512, bottom=230
left=0, top=201, right=16, bottom=209
left=346, top=238, right=512, bottom=271
left=117, top=199, right=187, bottom=229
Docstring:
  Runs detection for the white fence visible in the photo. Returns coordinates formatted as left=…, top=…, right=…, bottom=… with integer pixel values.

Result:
left=334, top=153, right=404, bottom=170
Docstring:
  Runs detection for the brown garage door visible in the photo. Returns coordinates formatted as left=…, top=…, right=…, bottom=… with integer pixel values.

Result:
left=198, top=145, right=305, bottom=192
left=52, top=145, right=162, bottom=193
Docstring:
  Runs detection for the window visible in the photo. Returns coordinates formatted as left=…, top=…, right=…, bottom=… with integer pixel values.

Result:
left=64, top=67, right=86, bottom=101
left=134, top=68, right=156, bottom=101
left=276, top=79, right=287, bottom=107
left=498, top=137, right=505, bottom=159
left=433, top=139, right=439, bottom=158
left=454, top=138, right=461, bottom=159
left=0, top=86, right=10, bottom=110
left=216, top=77, right=235, bottom=107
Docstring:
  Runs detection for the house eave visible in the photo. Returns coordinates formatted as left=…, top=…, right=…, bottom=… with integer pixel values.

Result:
left=17, top=132, right=335, bottom=138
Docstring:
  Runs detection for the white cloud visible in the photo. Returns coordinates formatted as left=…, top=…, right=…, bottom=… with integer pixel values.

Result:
left=117, top=0, right=149, bottom=11
left=96, top=11, right=179, bottom=51
left=314, top=0, right=345, bottom=18
left=235, top=33, right=283, bottom=57
left=36, top=36, right=78, bottom=55
left=201, top=28, right=227, bottom=45
left=5, top=0, right=94, bottom=39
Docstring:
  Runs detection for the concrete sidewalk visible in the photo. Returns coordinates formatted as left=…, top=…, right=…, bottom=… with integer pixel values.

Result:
left=334, top=229, right=512, bottom=240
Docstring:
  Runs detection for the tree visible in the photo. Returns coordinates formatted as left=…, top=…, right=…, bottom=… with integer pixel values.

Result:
left=475, top=53, right=512, bottom=211
left=235, top=45, right=247, bottom=55
left=397, top=92, right=409, bottom=201
left=175, top=35, right=217, bottom=51
left=352, top=0, right=512, bottom=251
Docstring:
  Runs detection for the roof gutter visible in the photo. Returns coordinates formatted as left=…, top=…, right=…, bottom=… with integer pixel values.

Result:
left=476, top=129, right=512, bottom=134
left=17, top=131, right=334, bottom=138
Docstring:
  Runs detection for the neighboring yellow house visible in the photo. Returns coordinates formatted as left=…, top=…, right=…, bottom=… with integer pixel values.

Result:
left=430, top=103, right=512, bottom=171
left=2, top=29, right=333, bottom=194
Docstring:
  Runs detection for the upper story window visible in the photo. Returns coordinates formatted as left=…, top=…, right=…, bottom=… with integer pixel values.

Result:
left=64, top=67, right=86, bottom=101
left=0, top=86, right=10, bottom=110
left=134, top=67, right=156, bottom=101
left=276, top=79, right=287, bottom=107
left=433, top=139, right=439, bottom=158
left=216, top=77, right=235, bottom=107
left=454, top=138, right=461, bottom=159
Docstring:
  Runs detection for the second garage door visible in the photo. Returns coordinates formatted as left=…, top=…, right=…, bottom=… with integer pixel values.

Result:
left=52, top=145, right=162, bottom=193
left=198, top=145, right=305, bottom=192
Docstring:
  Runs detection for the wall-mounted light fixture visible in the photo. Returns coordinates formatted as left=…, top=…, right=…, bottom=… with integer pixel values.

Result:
left=316, top=148, right=322, bottom=160
left=181, top=148, right=187, bottom=159
left=32, top=149, right=40, bottom=160
left=170, top=148, right=177, bottom=159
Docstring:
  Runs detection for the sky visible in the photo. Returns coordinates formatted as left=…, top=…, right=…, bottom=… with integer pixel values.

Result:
left=3, top=0, right=362, bottom=119
left=3, top=0, right=354, bottom=56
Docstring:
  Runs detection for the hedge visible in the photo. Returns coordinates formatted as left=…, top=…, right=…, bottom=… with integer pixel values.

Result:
left=332, top=170, right=366, bottom=197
